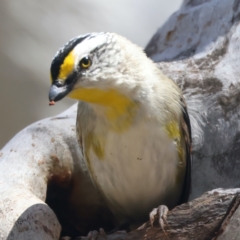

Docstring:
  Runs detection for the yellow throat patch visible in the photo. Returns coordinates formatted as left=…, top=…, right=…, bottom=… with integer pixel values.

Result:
left=74, top=88, right=138, bottom=163
left=69, top=88, right=138, bottom=132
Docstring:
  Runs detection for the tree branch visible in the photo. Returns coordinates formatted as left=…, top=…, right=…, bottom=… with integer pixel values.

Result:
left=75, top=189, right=240, bottom=240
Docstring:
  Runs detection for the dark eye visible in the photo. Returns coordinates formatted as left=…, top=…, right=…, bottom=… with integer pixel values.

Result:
left=79, top=56, right=91, bottom=69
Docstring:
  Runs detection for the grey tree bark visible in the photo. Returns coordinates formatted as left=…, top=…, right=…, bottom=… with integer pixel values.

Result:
left=1, top=0, right=240, bottom=239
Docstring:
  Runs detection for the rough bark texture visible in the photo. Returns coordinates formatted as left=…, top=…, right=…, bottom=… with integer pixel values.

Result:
left=1, top=0, right=240, bottom=239
left=71, top=189, right=240, bottom=240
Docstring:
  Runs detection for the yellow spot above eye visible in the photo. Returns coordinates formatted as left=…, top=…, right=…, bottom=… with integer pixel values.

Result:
left=58, top=51, right=75, bottom=80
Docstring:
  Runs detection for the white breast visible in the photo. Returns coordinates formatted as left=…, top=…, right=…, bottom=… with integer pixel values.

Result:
left=84, top=117, right=182, bottom=222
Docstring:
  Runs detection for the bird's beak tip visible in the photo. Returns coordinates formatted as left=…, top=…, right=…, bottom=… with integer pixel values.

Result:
left=48, top=84, right=70, bottom=104
left=49, top=101, right=56, bottom=106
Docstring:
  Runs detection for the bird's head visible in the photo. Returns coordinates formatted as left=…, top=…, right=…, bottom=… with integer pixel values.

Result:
left=49, top=32, right=149, bottom=106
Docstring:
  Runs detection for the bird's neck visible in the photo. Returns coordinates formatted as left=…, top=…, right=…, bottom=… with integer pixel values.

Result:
left=69, top=87, right=139, bottom=132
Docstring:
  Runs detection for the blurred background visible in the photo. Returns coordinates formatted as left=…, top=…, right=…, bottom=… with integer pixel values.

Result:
left=0, top=0, right=182, bottom=148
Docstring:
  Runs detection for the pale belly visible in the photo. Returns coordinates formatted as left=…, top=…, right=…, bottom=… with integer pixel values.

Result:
left=84, top=120, right=183, bottom=222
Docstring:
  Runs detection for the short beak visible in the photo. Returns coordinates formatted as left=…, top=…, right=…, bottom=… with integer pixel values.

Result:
left=49, top=84, right=72, bottom=102
left=49, top=72, right=77, bottom=103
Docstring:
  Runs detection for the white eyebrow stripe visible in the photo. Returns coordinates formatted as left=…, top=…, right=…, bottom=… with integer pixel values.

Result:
left=73, top=34, right=108, bottom=66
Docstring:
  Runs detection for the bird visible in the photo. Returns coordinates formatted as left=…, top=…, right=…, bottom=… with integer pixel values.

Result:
left=48, top=32, right=192, bottom=235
